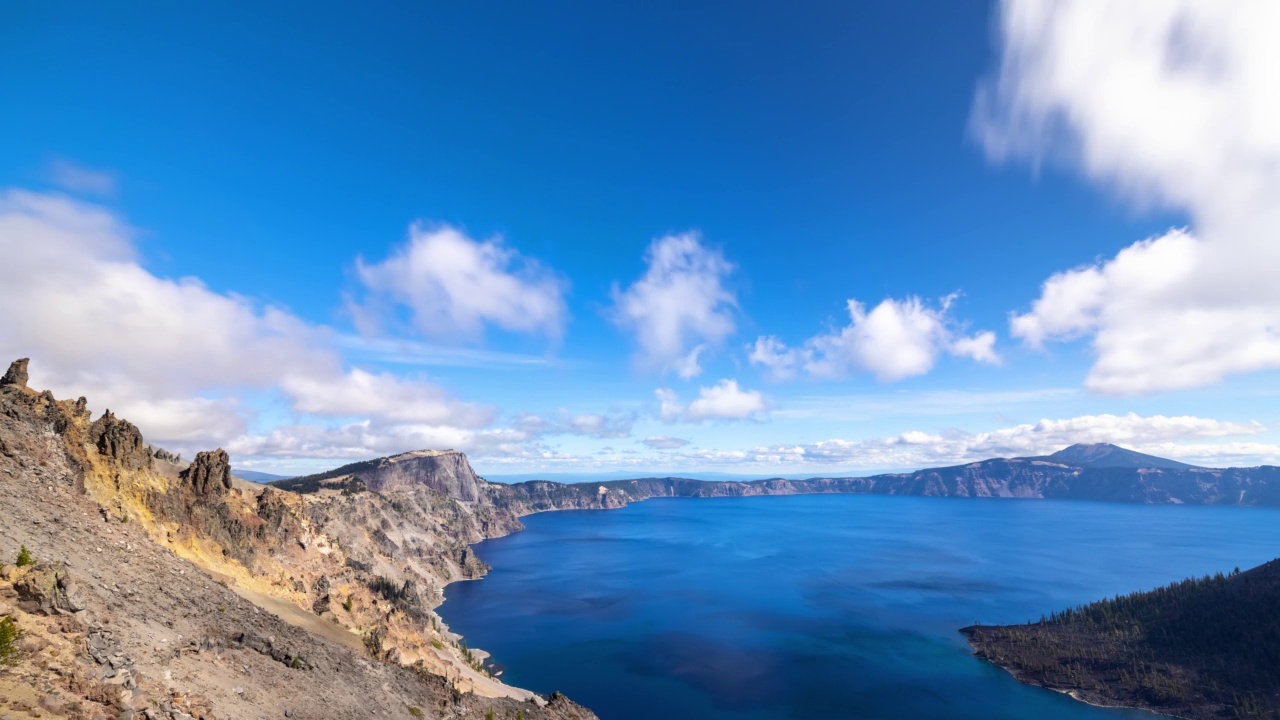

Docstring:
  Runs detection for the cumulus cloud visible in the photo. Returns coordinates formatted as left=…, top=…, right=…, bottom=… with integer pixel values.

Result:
left=656, top=379, right=767, bottom=423
left=0, top=190, right=494, bottom=455
left=351, top=224, right=567, bottom=341
left=751, top=296, right=999, bottom=382
left=978, top=1, right=1280, bottom=393
left=611, top=232, right=736, bottom=378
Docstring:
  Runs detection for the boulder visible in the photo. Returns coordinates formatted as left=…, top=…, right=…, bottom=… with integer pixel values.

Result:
left=311, top=575, right=331, bottom=615
left=14, top=564, right=87, bottom=615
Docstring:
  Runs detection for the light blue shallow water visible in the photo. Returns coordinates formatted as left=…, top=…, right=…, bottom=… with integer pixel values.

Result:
left=439, top=495, right=1280, bottom=720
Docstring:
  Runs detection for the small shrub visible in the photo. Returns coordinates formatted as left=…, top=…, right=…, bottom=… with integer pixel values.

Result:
left=0, top=616, right=22, bottom=666
left=430, top=639, right=443, bottom=650
left=15, top=545, right=34, bottom=567
left=407, top=707, right=424, bottom=718
left=343, top=595, right=354, bottom=612
left=290, top=657, right=301, bottom=669
left=486, top=710, right=494, bottom=720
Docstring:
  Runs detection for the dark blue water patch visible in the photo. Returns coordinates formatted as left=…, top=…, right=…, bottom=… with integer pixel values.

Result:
left=440, top=494, right=1280, bottom=720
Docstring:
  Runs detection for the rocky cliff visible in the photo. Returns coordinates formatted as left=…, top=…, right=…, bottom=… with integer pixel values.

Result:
left=482, top=451, right=1280, bottom=510
left=0, top=359, right=596, bottom=720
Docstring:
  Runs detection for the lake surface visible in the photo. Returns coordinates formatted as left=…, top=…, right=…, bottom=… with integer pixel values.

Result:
left=439, top=495, right=1280, bottom=720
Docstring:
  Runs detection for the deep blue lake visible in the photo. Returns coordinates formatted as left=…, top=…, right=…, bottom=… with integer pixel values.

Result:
left=439, top=495, right=1280, bottom=720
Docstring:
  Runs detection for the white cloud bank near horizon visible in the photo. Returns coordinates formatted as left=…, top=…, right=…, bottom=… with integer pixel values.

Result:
left=640, top=412, right=1278, bottom=473
left=979, top=0, right=1280, bottom=394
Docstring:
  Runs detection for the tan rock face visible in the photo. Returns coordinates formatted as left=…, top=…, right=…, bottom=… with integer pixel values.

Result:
left=358, top=450, right=484, bottom=501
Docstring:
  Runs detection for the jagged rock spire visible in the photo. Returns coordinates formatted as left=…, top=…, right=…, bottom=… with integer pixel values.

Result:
left=1, top=358, right=29, bottom=388
left=181, top=449, right=233, bottom=496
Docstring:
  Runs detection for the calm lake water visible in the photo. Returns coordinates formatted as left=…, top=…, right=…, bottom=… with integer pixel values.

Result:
left=439, top=495, right=1280, bottom=720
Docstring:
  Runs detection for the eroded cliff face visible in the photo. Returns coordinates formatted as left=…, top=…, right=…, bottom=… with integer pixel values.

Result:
left=352, top=450, right=484, bottom=500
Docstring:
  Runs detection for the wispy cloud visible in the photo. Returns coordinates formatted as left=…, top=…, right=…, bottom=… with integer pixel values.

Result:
left=336, top=334, right=574, bottom=369
left=48, top=158, right=118, bottom=196
left=642, top=435, right=691, bottom=450
left=772, top=387, right=1080, bottom=422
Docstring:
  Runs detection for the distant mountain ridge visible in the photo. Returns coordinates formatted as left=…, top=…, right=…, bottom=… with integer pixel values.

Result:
left=1038, top=442, right=1197, bottom=470
left=274, top=442, right=1280, bottom=508
left=232, top=468, right=291, bottom=483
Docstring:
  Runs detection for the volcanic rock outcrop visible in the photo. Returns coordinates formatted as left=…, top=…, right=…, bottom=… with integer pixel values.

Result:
left=180, top=448, right=233, bottom=496
left=88, top=410, right=153, bottom=472
left=1, top=357, right=28, bottom=387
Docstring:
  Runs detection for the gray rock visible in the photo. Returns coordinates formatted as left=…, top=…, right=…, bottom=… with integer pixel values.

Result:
left=1, top=358, right=28, bottom=388
left=179, top=449, right=232, bottom=496
left=88, top=410, right=153, bottom=472
left=13, top=564, right=87, bottom=614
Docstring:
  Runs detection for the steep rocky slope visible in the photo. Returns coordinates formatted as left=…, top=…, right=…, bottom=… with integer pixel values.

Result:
left=0, top=360, right=595, bottom=720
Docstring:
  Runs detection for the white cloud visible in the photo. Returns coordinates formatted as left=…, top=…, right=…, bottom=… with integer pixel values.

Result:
left=280, top=368, right=493, bottom=426
left=748, top=336, right=802, bottom=381
left=351, top=224, right=567, bottom=341
left=0, top=190, right=495, bottom=455
left=950, top=331, right=1000, bottom=365
left=48, top=159, right=117, bottom=196
left=656, top=379, right=767, bottom=423
left=642, top=435, right=691, bottom=450
left=611, top=232, right=736, bottom=378
left=567, top=413, right=634, bottom=439
left=510, top=410, right=635, bottom=440
left=227, top=422, right=537, bottom=462
left=978, top=1, right=1280, bottom=393
left=751, top=296, right=999, bottom=382
left=117, top=397, right=248, bottom=448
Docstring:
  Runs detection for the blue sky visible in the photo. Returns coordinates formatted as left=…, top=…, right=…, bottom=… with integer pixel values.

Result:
left=3, top=1, right=1279, bottom=477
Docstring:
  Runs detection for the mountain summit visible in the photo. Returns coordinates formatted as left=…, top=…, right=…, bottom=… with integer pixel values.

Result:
left=1043, top=443, right=1197, bottom=470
